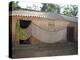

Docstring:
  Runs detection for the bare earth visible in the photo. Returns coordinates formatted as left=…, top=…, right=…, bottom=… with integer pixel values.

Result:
left=12, top=40, right=78, bottom=58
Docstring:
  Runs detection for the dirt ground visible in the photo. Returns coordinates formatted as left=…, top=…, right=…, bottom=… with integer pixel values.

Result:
left=12, top=40, right=78, bottom=58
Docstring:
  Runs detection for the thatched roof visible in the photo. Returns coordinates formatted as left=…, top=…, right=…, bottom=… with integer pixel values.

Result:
left=10, top=10, right=78, bottom=23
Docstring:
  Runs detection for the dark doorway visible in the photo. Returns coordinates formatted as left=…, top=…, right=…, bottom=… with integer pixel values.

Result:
left=19, top=38, right=31, bottom=44
left=67, top=27, right=74, bottom=42
left=20, top=20, right=31, bottom=29
left=19, top=20, right=32, bottom=44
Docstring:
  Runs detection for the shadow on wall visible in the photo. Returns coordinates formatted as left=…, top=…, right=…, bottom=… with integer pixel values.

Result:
left=20, top=20, right=31, bottom=29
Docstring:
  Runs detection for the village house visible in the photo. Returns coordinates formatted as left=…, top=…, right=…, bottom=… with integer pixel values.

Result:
left=9, top=9, right=78, bottom=48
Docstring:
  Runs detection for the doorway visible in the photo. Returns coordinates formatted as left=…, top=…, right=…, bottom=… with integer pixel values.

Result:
left=67, top=27, right=74, bottom=42
left=16, top=20, right=32, bottom=44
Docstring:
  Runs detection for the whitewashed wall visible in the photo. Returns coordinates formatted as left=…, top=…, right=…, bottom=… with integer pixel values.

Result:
left=31, top=23, right=67, bottom=43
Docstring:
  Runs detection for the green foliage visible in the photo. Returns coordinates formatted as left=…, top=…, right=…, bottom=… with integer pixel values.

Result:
left=41, top=3, right=60, bottom=13
left=9, top=1, right=78, bottom=17
left=63, top=5, right=78, bottom=16
left=41, top=3, right=48, bottom=12
left=41, top=3, right=78, bottom=16
left=9, top=1, right=21, bottom=11
left=16, top=20, right=29, bottom=40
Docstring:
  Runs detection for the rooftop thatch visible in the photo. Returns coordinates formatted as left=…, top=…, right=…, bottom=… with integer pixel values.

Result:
left=10, top=9, right=78, bottom=23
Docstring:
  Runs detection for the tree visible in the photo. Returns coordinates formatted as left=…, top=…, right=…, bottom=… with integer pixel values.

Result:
left=63, top=5, right=78, bottom=16
left=41, top=3, right=60, bottom=13
left=9, top=1, right=21, bottom=11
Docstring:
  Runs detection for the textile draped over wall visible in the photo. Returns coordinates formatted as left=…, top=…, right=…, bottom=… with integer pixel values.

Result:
left=31, top=23, right=67, bottom=43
